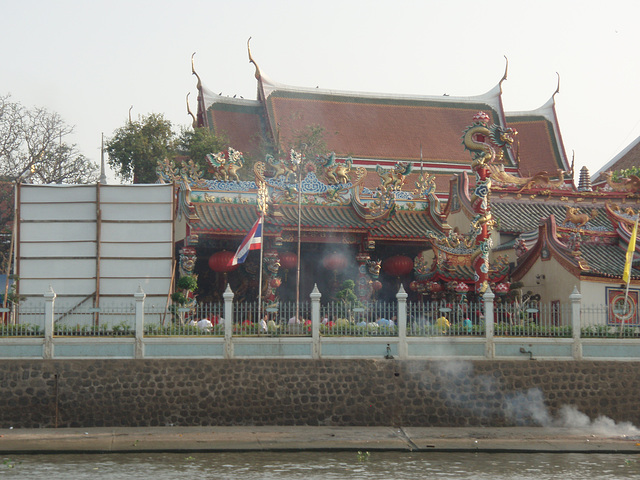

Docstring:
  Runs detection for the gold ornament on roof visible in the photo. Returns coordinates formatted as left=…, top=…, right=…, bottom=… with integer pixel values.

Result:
left=603, top=171, right=640, bottom=193
left=488, top=165, right=572, bottom=192
left=206, top=147, right=244, bottom=182
left=564, top=206, right=598, bottom=228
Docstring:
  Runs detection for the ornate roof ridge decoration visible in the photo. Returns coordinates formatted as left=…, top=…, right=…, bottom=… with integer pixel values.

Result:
left=191, top=52, right=209, bottom=129
left=253, top=150, right=359, bottom=206
left=599, top=171, right=640, bottom=194
left=413, top=239, right=510, bottom=285
left=488, top=162, right=574, bottom=193
left=449, top=172, right=474, bottom=219
left=512, top=215, right=590, bottom=282
left=205, top=147, right=245, bottom=182
left=350, top=162, right=413, bottom=222
left=413, top=170, right=451, bottom=233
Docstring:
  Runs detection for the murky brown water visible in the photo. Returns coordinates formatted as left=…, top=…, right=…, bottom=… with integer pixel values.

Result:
left=0, top=451, right=639, bottom=479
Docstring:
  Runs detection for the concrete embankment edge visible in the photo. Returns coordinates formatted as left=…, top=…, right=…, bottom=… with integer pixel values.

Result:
left=0, top=427, right=639, bottom=454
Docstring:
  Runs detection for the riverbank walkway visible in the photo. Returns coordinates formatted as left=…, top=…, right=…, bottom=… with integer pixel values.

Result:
left=0, top=426, right=639, bottom=454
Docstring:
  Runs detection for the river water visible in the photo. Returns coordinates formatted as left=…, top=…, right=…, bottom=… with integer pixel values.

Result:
left=1, top=451, right=639, bottom=479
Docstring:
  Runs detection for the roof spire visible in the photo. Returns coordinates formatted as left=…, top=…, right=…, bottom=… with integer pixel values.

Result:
left=499, top=56, right=509, bottom=88
left=186, top=93, right=197, bottom=129
left=191, top=52, right=202, bottom=91
left=578, top=165, right=592, bottom=191
left=553, top=72, right=560, bottom=98
left=247, top=37, right=262, bottom=81
left=99, top=132, right=107, bottom=185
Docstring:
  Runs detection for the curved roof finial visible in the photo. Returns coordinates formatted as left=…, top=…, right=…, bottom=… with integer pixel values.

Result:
left=553, top=72, right=560, bottom=98
left=500, top=55, right=509, bottom=86
left=186, top=93, right=197, bottom=130
left=191, top=52, right=202, bottom=91
left=128, top=105, right=133, bottom=124
left=247, top=36, right=262, bottom=81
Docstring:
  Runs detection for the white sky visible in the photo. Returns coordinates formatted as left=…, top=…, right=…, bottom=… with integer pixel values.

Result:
left=2, top=0, right=639, bottom=184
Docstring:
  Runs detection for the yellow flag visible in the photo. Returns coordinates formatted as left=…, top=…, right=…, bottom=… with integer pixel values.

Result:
left=623, top=219, right=638, bottom=284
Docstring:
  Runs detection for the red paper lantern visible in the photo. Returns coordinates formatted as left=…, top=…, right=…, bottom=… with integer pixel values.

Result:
left=495, top=282, right=510, bottom=294
left=455, top=282, right=470, bottom=293
left=279, top=252, right=298, bottom=270
left=323, top=252, right=348, bottom=272
left=208, top=251, right=238, bottom=273
left=429, top=281, right=443, bottom=293
left=382, top=255, right=414, bottom=277
left=372, top=280, right=383, bottom=291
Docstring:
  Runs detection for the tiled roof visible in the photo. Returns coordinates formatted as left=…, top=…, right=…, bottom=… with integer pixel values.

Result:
left=207, top=100, right=263, bottom=159
left=580, top=243, right=640, bottom=278
left=492, top=200, right=613, bottom=234
left=512, top=215, right=639, bottom=281
left=264, top=90, right=502, bottom=164
left=190, top=202, right=440, bottom=241
left=591, top=134, right=640, bottom=184
left=505, top=116, right=566, bottom=176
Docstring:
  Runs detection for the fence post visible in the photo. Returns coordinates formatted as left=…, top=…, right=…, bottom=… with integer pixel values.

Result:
left=396, top=284, right=408, bottom=359
left=134, top=285, right=146, bottom=359
left=310, top=284, right=321, bottom=359
left=483, top=287, right=495, bottom=359
left=569, top=286, right=582, bottom=360
left=223, top=284, right=234, bottom=359
left=43, top=285, right=56, bottom=359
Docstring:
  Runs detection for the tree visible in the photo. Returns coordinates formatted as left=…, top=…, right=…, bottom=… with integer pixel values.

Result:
left=290, top=124, right=327, bottom=160
left=176, top=127, right=227, bottom=174
left=106, top=113, right=175, bottom=183
left=0, top=94, right=98, bottom=184
left=613, top=166, right=640, bottom=182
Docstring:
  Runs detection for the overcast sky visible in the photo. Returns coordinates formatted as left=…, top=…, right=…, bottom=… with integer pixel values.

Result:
left=2, top=0, right=639, bottom=183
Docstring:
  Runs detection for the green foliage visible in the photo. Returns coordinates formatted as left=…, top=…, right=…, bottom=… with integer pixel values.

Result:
left=289, top=124, right=328, bottom=160
left=171, top=292, right=187, bottom=305
left=176, top=275, right=197, bottom=292
left=106, top=113, right=176, bottom=183
left=177, top=127, right=227, bottom=173
left=335, top=280, right=362, bottom=309
left=107, top=114, right=230, bottom=183
left=612, top=166, right=640, bottom=181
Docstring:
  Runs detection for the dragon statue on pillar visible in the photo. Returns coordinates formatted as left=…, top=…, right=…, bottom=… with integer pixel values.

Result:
left=461, top=111, right=517, bottom=293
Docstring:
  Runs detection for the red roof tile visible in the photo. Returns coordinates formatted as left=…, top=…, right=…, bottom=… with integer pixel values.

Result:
left=265, top=91, right=501, bottom=163
left=506, top=117, right=565, bottom=176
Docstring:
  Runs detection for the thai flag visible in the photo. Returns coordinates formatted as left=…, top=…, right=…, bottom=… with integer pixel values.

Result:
left=231, top=216, right=263, bottom=265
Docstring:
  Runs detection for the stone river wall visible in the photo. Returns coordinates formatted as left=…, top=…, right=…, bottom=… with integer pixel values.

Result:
left=0, top=359, right=637, bottom=428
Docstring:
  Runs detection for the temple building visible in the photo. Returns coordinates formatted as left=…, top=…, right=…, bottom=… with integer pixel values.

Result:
left=164, top=46, right=640, bottom=325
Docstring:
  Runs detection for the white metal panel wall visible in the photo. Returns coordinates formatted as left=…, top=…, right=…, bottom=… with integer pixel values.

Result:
left=18, top=184, right=174, bottom=309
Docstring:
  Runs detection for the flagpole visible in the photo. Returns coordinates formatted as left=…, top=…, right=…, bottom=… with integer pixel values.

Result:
left=257, top=211, right=265, bottom=329
left=296, top=157, right=302, bottom=324
left=621, top=215, right=639, bottom=337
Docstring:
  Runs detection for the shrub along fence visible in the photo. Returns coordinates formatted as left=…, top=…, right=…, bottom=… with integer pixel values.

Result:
left=0, top=284, right=639, bottom=360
